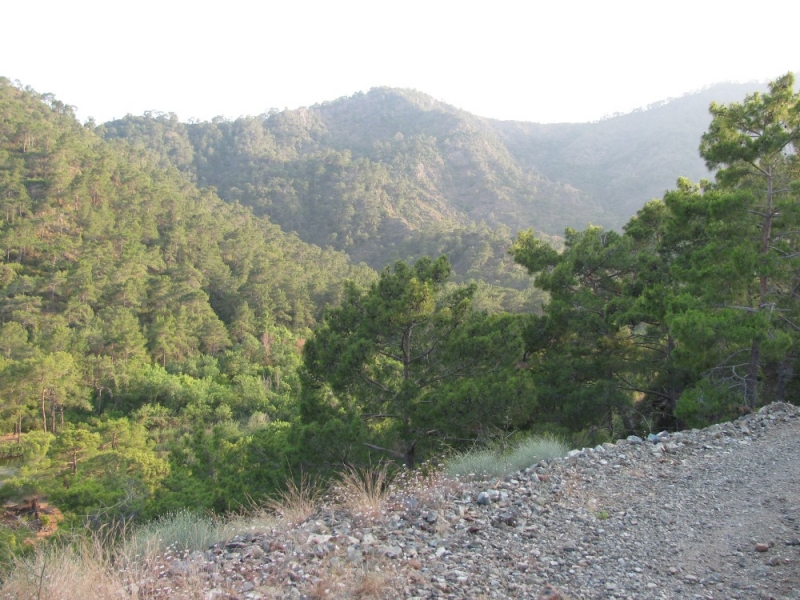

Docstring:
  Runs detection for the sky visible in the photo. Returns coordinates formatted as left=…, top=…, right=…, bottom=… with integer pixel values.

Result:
left=3, top=0, right=798, bottom=125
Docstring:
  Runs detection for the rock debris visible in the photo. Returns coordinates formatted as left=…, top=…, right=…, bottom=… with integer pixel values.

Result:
left=143, top=403, right=800, bottom=599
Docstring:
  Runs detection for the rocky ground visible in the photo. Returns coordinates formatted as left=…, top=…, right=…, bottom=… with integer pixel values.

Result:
left=142, top=403, right=800, bottom=599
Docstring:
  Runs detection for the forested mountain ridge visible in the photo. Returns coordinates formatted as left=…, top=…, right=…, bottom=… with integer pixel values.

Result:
left=101, top=93, right=566, bottom=313
left=102, top=81, right=765, bottom=246
left=0, top=77, right=376, bottom=520
left=103, top=87, right=605, bottom=246
left=0, top=78, right=375, bottom=338
left=99, top=81, right=765, bottom=309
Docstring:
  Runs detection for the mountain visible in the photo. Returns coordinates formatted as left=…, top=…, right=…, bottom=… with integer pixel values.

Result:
left=100, top=93, right=606, bottom=241
left=0, top=76, right=379, bottom=518
left=101, top=82, right=762, bottom=273
left=1, top=75, right=792, bottom=530
left=0, top=75, right=373, bottom=374
left=492, top=81, right=768, bottom=223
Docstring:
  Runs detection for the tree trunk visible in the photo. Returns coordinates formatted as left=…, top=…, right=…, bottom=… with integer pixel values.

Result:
left=50, top=397, right=57, bottom=435
left=746, top=166, right=774, bottom=410
left=776, top=354, right=794, bottom=403
left=764, top=353, right=795, bottom=404
left=745, top=340, right=760, bottom=410
left=404, top=440, right=417, bottom=469
left=40, top=389, right=47, bottom=433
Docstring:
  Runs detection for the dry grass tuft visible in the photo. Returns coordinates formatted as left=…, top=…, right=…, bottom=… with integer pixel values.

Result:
left=261, top=474, right=322, bottom=525
left=305, top=576, right=337, bottom=600
left=351, top=570, right=389, bottom=599
left=0, top=533, right=134, bottom=600
left=333, top=463, right=392, bottom=522
left=387, top=465, right=461, bottom=513
left=299, top=563, right=393, bottom=600
left=0, top=512, right=221, bottom=600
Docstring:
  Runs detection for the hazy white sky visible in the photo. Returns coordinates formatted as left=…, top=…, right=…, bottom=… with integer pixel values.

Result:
left=3, top=0, right=797, bottom=124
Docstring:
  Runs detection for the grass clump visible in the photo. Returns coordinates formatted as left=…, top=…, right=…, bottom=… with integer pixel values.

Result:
left=445, top=434, right=568, bottom=479
left=262, top=473, right=321, bottom=525
left=445, top=450, right=506, bottom=479
left=332, top=464, right=392, bottom=522
left=122, top=508, right=227, bottom=558
left=510, top=435, right=570, bottom=470
left=0, top=510, right=229, bottom=599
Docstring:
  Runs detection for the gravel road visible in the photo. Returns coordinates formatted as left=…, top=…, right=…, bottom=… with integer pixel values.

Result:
left=536, top=403, right=800, bottom=599
left=146, top=403, right=800, bottom=599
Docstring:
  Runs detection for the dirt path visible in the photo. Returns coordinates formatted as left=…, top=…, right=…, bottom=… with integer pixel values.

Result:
left=560, top=405, right=800, bottom=599
left=670, top=424, right=800, bottom=598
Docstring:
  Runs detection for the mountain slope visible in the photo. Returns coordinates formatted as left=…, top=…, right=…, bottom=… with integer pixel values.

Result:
left=103, top=82, right=764, bottom=248
left=491, top=81, right=765, bottom=223
left=102, top=89, right=608, bottom=250
left=0, top=77, right=381, bottom=517
left=98, top=81, right=766, bottom=311
left=0, top=76, right=373, bottom=357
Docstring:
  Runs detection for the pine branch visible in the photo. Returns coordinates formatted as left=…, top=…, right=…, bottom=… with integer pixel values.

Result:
left=612, top=372, right=674, bottom=402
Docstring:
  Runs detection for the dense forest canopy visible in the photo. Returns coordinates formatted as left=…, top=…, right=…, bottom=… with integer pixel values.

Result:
left=1, top=74, right=798, bottom=553
left=99, top=82, right=769, bottom=316
left=102, top=81, right=768, bottom=239
left=0, top=77, right=375, bottom=521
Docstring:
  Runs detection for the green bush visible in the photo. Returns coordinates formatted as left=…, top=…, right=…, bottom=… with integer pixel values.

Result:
left=0, top=523, right=36, bottom=569
left=676, top=381, right=740, bottom=428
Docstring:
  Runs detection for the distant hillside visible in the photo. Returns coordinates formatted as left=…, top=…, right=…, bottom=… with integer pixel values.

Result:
left=101, top=90, right=602, bottom=254
left=491, top=81, right=766, bottom=223
left=99, top=81, right=763, bottom=297
left=311, top=87, right=607, bottom=234
left=0, top=76, right=373, bottom=348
